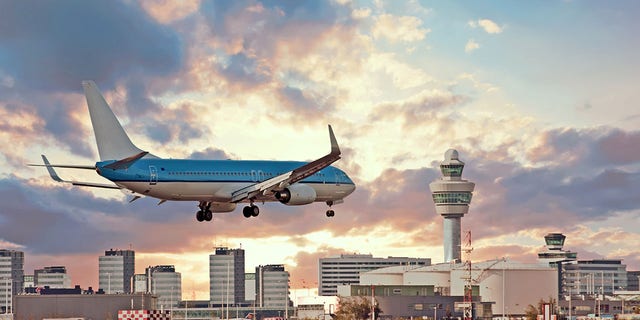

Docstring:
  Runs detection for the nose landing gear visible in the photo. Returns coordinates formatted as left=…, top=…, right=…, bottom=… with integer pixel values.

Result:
left=325, top=200, right=336, bottom=217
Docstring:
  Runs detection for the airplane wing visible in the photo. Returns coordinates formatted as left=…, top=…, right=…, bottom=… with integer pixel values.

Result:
left=230, top=125, right=342, bottom=203
left=31, top=155, right=122, bottom=190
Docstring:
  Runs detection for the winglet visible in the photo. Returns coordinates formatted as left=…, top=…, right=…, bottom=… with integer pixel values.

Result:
left=328, top=125, right=340, bottom=155
left=41, top=155, right=64, bottom=182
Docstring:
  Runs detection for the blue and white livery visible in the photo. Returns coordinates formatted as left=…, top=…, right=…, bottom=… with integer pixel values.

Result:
left=33, top=81, right=356, bottom=222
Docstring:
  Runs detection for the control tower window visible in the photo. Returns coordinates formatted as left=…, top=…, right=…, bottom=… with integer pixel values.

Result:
left=432, top=192, right=472, bottom=204
left=440, top=165, right=463, bottom=177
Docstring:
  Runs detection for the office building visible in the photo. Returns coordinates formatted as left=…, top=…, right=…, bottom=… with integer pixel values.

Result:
left=429, top=149, right=476, bottom=263
left=245, top=273, right=256, bottom=303
left=22, top=274, right=34, bottom=289
left=146, top=265, right=182, bottom=308
left=98, top=249, right=134, bottom=294
left=256, top=265, right=289, bottom=308
left=133, top=274, right=148, bottom=293
left=34, top=266, right=71, bottom=288
left=318, top=253, right=431, bottom=296
left=0, top=249, right=24, bottom=313
left=563, top=259, right=628, bottom=295
left=209, top=247, right=245, bottom=306
left=627, top=271, right=640, bottom=291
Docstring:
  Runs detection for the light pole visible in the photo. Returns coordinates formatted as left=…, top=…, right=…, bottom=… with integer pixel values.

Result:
left=4, top=277, right=8, bottom=314
left=434, top=305, right=437, bottom=320
left=568, top=284, right=572, bottom=320
left=503, top=259, right=506, bottom=320
left=226, top=261, right=230, bottom=320
left=3, top=277, right=10, bottom=314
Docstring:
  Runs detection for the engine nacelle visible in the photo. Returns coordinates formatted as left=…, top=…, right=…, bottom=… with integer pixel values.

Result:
left=210, top=202, right=237, bottom=213
left=275, top=184, right=317, bottom=205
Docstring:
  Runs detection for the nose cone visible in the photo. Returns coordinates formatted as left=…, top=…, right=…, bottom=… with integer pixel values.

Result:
left=344, top=175, right=356, bottom=196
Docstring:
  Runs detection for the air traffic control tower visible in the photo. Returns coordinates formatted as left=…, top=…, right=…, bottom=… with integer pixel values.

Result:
left=429, top=149, right=475, bottom=263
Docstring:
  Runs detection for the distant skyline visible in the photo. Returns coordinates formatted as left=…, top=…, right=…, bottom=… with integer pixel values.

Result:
left=1, top=0, right=639, bottom=301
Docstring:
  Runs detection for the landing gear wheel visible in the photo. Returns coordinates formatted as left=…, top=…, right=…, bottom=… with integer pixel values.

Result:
left=196, top=210, right=205, bottom=222
left=204, top=210, right=213, bottom=221
left=243, top=206, right=252, bottom=218
left=243, top=205, right=260, bottom=218
left=326, top=209, right=335, bottom=217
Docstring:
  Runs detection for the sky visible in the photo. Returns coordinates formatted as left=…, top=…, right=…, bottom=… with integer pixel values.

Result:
left=1, top=0, right=639, bottom=300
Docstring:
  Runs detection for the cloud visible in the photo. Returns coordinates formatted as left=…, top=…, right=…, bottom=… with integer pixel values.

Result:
left=526, top=127, right=640, bottom=168
left=369, top=89, right=468, bottom=129
left=287, top=245, right=346, bottom=287
left=465, top=39, right=480, bottom=53
left=188, top=148, right=237, bottom=160
left=352, top=7, right=372, bottom=19
left=468, top=19, right=504, bottom=34
left=372, top=14, right=430, bottom=43
left=140, top=0, right=200, bottom=24
left=0, top=92, right=95, bottom=162
left=0, top=0, right=183, bottom=92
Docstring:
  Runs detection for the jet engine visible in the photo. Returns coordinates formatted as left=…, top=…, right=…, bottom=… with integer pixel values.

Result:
left=275, top=184, right=317, bottom=205
left=210, top=202, right=237, bottom=212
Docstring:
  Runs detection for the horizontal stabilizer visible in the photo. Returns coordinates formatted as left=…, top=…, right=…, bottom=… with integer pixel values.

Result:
left=36, top=155, right=122, bottom=190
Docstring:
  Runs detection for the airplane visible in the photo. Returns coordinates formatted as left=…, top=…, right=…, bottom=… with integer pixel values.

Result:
left=31, top=81, right=356, bottom=222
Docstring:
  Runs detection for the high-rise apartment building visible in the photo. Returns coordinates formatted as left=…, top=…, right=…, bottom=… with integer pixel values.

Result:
left=0, top=249, right=24, bottom=313
left=256, top=265, right=289, bottom=308
left=146, top=265, right=182, bottom=308
left=210, top=247, right=245, bottom=306
left=318, top=254, right=431, bottom=296
left=34, top=266, right=71, bottom=288
left=98, top=249, right=134, bottom=294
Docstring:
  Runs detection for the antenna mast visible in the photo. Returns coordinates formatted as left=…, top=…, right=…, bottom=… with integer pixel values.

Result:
left=462, top=230, right=473, bottom=320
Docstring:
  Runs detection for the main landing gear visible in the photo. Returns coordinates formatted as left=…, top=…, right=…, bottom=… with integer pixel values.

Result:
left=325, top=200, right=336, bottom=217
left=196, top=201, right=213, bottom=222
left=242, top=203, right=260, bottom=218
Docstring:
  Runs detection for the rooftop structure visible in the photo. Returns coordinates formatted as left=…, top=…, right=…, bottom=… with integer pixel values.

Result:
left=429, top=149, right=475, bottom=263
left=34, top=266, right=71, bottom=289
